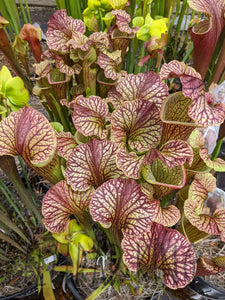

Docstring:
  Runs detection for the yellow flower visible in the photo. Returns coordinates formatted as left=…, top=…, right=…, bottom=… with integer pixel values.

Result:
left=88, top=0, right=112, bottom=11
left=135, top=14, right=168, bottom=41
left=149, top=17, right=168, bottom=38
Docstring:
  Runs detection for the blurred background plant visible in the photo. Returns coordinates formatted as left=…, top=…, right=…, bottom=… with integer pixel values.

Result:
left=1, top=0, right=224, bottom=92
left=0, top=0, right=225, bottom=298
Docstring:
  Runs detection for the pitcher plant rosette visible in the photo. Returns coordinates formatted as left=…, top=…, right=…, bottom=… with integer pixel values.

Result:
left=1, top=3, right=225, bottom=298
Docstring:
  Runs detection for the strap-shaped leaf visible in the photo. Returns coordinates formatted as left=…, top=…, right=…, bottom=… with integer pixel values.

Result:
left=89, top=178, right=157, bottom=235
left=42, top=180, right=94, bottom=232
left=46, top=10, right=86, bottom=53
left=116, top=150, right=145, bottom=179
left=142, top=159, right=186, bottom=189
left=56, top=131, right=77, bottom=160
left=122, top=223, right=196, bottom=289
left=0, top=107, right=56, bottom=167
left=72, top=95, right=109, bottom=139
left=111, top=99, right=162, bottom=152
left=65, top=139, right=124, bottom=191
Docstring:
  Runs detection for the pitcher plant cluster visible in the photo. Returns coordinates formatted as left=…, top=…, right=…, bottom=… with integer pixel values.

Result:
left=0, top=0, right=225, bottom=298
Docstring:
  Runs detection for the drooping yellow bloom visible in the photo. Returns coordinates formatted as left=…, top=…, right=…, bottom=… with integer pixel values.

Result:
left=149, top=17, right=168, bottom=38
left=0, top=65, right=29, bottom=112
left=108, top=0, right=128, bottom=9
left=88, top=0, right=112, bottom=11
left=134, top=14, right=168, bottom=41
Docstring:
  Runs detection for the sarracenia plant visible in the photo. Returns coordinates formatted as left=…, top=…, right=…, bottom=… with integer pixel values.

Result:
left=1, top=4, right=225, bottom=299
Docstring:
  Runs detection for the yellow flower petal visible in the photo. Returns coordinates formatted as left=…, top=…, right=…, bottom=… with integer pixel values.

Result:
left=149, top=19, right=168, bottom=38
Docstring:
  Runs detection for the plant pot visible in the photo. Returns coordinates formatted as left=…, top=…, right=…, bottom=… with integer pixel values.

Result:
left=150, top=277, right=225, bottom=300
left=64, top=274, right=225, bottom=300
left=0, top=254, right=67, bottom=300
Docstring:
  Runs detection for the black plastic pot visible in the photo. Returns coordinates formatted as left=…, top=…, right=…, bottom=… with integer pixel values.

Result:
left=64, top=276, right=225, bottom=300
left=150, top=277, right=225, bottom=300
left=0, top=254, right=65, bottom=300
left=0, top=284, right=38, bottom=300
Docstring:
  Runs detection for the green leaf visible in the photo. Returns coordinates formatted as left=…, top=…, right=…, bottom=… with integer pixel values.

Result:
left=0, top=65, right=12, bottom=93
left=0, top=232, right=26, bottom=253
left=0, top=104, right=7, bottom=115
left=43, top=268, right=56, bottom=300
left=50, top=122, right=64, bottom=133
left=0, top=210, right=30, bottom=244
left=136, top=24, right=151, bottom=41
left=132, top=16, right=144, bottom=27
left=5, top=77, right=29, bottom=108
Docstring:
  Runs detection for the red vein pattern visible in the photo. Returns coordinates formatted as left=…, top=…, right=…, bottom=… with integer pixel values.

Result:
left=160, top=60, right=225, bottom=126
left=196, top=256, right=225, bottom=276
left=47, top=10, right=85, bottom=53
left=122, top=222, right=196, bottom=289
left=142, top=159, right=186, bottom=189
left=111, top=99, right=162, bottom=151
left=153, top=201, right=181, bottom=227
left=64, top=139, right=124, bottom=191
left=72, top=95, right=109, bottom=139
left=115, top=72, right=168, bottom=110
left=159, top=140, right=193, bottom=168
left=42, top=180, right=94, bottom=232
left=111, top=10, right=138, bottom=34
left=97, top=51, right=121, bottom=80
left=199, top=148, right=225, bottom=171
left=116, top=150, right=146, bottom=179
left=89, top=178, right=157, bottom=235
left=56, top=131, right=77, bottom=160
left=0, top=106, right=56, bottom=167
left=55, top=54, right=82, bottom=76
left=184, top=174, right=225, bottom=240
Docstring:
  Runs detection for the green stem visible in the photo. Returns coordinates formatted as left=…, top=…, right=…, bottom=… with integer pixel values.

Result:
left=159, top=0, right=165, bottom=16
left=104, top=227, right=123, bottom=270
left=143, top=0, right=150, bottom=18
left=3, top=0, right=21, bottom=35
left=24, top=0, right=32, bottom=23
left=49, top=93, right=70, bottom=132
left=134, top=41, right=146, bottom=74
left=211, top=138, right=224, bottom=161
left=0, top=155, right=42, bottom=224
left=82, top=215, right=105, bottom=257
left=0, top=178, right=26, bottom=223
left=173, top=0, right=187, bottom=59
left=160, top=190, right=177, bottom=208
left=18, top=0, right=28, bottom=24
left=98, top=9, right=104, bottom=32
left=18, top=155, right=36, bottom=205
left=182, top=43, right=193, bottom=62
